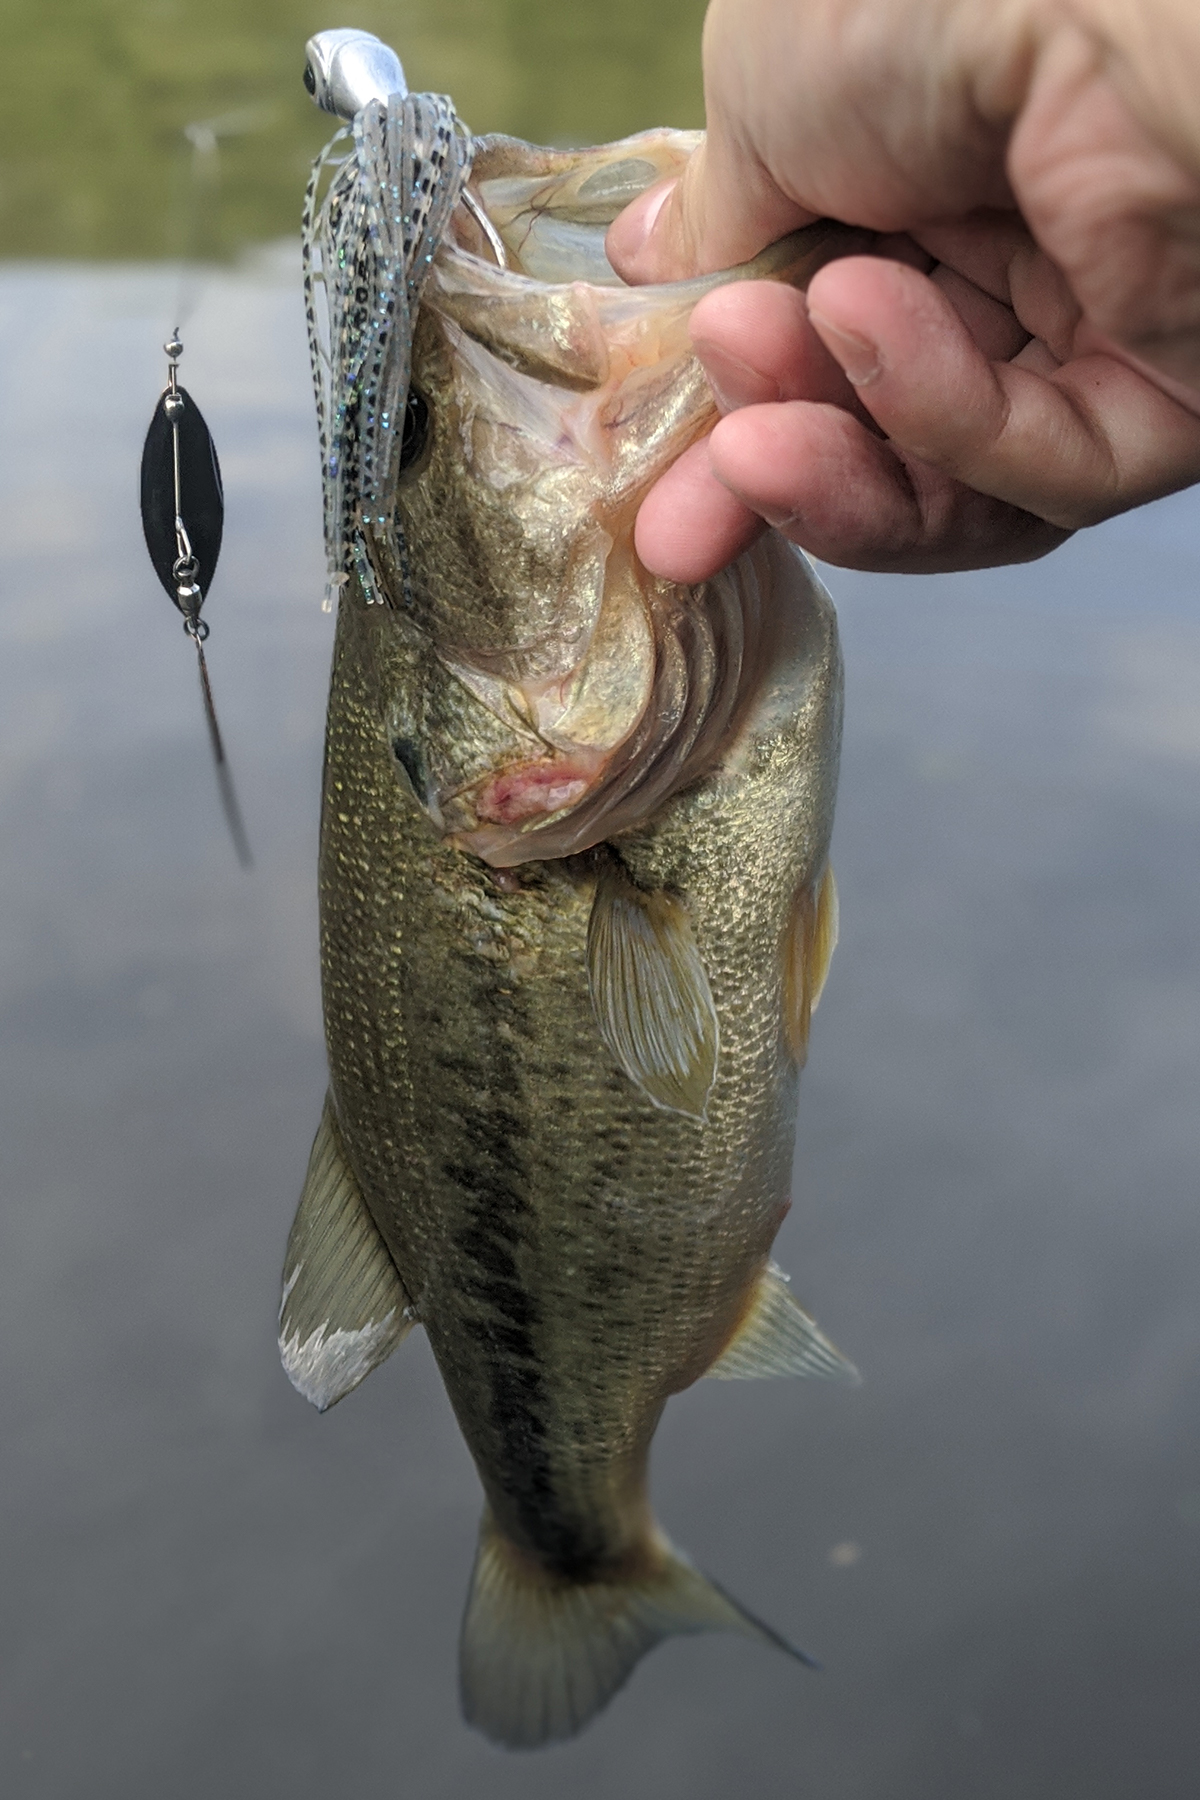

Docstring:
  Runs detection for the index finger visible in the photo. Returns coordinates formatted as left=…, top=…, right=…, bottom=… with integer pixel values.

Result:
left=806, top=256, right=1200, bottom=526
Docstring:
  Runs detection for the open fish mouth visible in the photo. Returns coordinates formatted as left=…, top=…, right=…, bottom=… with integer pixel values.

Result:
left=304, top=88, right=868, bottom=868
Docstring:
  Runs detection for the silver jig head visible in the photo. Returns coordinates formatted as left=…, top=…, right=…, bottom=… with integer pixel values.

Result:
left=303, top=30, right=407, bottom=119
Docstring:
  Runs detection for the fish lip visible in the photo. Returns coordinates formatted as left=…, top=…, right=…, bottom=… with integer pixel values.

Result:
left=430, top=213, right=876, bottom=407
left=435, top=209, right=874, bottom=307
left=437, top=237, right=719, bottom=305
left=438, top=749, right=609, bottom=841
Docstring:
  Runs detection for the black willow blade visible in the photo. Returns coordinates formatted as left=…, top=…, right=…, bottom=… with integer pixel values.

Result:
left=139, top=335, right=252, bottom=868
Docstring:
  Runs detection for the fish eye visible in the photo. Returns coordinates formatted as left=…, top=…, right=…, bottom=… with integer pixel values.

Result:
left=303, top=60, right=316, bottom=97
left=399, top=387, right=430, bottom=476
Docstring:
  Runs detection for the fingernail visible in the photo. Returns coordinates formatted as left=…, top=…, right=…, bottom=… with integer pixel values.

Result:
left=607, top=179, right=676, bottom=271
left=694, top=341, right=782, bottom=412
left=638, top=180, right=674, bottom=243
left=807, top=309, right=882, bottom=386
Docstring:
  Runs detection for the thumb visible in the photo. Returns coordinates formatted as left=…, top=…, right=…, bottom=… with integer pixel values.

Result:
left=605, top=158, right=702, bottom=286
left=607, top=136, right=816, bottom=285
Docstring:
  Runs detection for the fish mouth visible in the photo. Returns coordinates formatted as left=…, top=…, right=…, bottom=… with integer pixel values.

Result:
left=376, top=135, right=868, bottom=867
left=453, top=130, right=700, bottom=293
left=434, top=132, right=873, bottom=396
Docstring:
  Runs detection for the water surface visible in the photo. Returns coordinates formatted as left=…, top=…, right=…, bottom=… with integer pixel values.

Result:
left=1, top=254, right=1198, bottom=1798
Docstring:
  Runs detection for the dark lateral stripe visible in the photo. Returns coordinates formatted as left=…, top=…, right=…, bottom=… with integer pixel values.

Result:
left=437, top=963, right=608, bottom=1574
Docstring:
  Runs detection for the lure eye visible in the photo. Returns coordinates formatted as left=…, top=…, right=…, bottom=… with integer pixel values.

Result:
left=399, top=387, right=430, bottom=475
left=303, top=60, right=317, bottom=97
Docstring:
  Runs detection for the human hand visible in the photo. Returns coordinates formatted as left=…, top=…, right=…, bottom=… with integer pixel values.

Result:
left=606, top=0, right=1200, bottom=581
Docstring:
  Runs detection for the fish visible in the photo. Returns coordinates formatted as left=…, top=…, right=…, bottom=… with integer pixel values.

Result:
left=279, top=29, right=867, bottom=1750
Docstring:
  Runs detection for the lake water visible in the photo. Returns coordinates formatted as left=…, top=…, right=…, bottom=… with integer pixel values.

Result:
left=2, top=247, right=1199, bottom=1800
left=2, top=15, right=1200, bottom=1797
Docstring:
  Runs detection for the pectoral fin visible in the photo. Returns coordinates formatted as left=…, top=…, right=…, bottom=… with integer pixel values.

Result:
left=707, top=1262, right=859, bottom=1383
left=783, top=863, right=839, bottom=1065
left=587, top=858, right=718, bottom=1120
left=279, top=1094, right=414, bottom=1411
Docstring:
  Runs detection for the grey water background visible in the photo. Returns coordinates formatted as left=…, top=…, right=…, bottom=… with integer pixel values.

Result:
left=3, top=249, right=1200, bottom=1800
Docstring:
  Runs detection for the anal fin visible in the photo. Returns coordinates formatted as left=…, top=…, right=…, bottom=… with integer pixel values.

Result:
left=587, top=857, right=718, bottom=1120
left=707, top=1262, right=860, bottom=1383
left=279, top=1093, right=414, bottom=1411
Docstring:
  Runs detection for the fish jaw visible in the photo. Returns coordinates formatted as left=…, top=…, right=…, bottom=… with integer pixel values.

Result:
left=366, top=135, right=868, bottom=868
left=381, top=283, right=721, bottom=861
left=377, top=147, right=732, bottom=854
left=392, top=295, right=710, bottom=684
left=379, top=175, right=838, bottom=869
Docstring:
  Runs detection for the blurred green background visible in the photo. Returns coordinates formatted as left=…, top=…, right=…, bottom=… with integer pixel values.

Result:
left=0, top=0, right=707, bottom=259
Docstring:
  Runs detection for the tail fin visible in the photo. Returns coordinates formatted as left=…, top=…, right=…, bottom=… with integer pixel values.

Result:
left=460, top=1511, right=816, bottom=1749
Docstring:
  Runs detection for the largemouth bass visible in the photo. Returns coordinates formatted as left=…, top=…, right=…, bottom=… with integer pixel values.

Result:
left=279, top=29, right=866, bottom=1749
